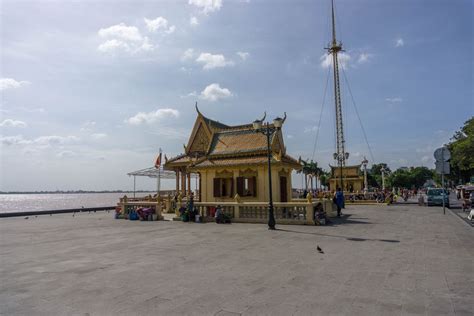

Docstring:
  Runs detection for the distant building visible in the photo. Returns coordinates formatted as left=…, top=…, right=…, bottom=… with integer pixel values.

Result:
left=328, top=165, right=364, bottom=192
left=164, top=106, right=301, bottom=202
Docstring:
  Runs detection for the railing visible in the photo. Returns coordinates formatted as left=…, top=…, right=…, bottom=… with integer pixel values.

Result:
left=0, top=206, right=116, bottom=218
left=119, top=199, right=164, bottom=220
left=118, top=194, right=338, bottom=225
left=192, top=199, right=337, bottom=225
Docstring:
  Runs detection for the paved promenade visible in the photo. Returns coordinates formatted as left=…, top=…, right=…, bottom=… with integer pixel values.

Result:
left=1, top=204, right=473, bottom=315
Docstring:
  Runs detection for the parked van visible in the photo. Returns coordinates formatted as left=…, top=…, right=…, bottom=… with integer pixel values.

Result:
left=426, top=188, right=449, bottom=207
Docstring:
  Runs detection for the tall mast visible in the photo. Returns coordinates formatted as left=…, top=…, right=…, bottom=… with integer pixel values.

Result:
left=326, top=0, right=348, bottom=189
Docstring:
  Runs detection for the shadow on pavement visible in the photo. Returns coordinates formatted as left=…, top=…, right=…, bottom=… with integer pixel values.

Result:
left=275, top=226, right=400, bottom=244
left=329, top=214, right=371, bottom=226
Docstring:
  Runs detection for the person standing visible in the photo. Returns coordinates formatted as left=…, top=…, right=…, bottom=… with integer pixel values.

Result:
left=334, top=187, right=344, bottom=217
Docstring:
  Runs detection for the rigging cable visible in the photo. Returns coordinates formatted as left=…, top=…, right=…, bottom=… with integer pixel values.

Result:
left=311, top=65, right=331, bottom=160
left=340, top=66, right=376, bottom=163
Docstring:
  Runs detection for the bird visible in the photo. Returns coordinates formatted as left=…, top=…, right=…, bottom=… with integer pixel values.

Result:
left=317, top=245, right=324, bottom=254
left=35, top=216, right=38, bottom=218
left=24, top=216, right=29, bottom=219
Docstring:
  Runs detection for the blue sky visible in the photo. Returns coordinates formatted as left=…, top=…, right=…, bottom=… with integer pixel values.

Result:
left=1, top=0, right=472, bottom=191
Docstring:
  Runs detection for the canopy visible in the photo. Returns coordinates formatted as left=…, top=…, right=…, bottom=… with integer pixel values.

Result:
left=126, top=166, right=197, bottom=197
left=127, top=166, right=181, bottom=179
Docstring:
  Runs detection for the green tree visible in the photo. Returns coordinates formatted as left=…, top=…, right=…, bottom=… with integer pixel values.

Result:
left=388, top=167, right=434, bottom=189
left=368, top=163, right=391, bottom=188
left=447, top=117, right=474, bottom=184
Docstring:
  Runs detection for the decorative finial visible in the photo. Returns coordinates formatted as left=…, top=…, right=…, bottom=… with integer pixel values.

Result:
left=282, top=112, right=287, bottom=124
left=259, top=111, right=266, bottom=122
left=195, top=102, right=202, bottom=116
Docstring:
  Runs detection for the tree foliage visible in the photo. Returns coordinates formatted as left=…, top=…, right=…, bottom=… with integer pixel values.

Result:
left=388, top=167, right=434, bottom=189
left=447, top=117, right=474, bottom=183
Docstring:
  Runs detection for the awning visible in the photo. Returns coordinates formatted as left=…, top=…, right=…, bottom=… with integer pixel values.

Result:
left=127, top=166, right=198, bottom=179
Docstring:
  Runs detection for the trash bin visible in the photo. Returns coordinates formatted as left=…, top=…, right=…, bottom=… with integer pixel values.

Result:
left=195, top=215, right=200, bottom=223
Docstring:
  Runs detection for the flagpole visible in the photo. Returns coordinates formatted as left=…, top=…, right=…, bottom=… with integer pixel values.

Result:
left=157, top=148, right=162, bottom=197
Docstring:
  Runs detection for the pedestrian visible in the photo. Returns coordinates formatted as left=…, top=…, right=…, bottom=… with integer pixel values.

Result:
left=334, top=187, right=344, bottom=217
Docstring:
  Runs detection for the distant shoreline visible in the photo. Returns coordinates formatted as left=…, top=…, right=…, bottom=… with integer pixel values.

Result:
left=0, top=191, right=157, bottom=195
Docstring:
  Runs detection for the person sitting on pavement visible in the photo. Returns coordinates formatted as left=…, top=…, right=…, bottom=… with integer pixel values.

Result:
left=215, top=205, right=223, bottom=223
left=215, top=205, right=231, bottom=224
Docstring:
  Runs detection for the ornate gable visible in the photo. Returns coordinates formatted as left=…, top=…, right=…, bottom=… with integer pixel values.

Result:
left=271, top=130, right=286, bottom=155
left=188, top=122, right=211, bottom=155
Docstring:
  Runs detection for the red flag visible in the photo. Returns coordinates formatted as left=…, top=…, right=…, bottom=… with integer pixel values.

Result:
left=155, top=152, right=162, bottom=169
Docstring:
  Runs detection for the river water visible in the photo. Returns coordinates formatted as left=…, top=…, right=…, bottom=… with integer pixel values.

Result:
left=0, top=193, right=141, bottom=213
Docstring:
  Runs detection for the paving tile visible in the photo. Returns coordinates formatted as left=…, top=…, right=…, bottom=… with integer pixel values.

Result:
left=1, top=204, right=473, bottom=315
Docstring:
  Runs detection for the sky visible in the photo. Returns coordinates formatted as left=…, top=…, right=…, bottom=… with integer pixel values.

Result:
left=1, top=0, right=473, bottom=191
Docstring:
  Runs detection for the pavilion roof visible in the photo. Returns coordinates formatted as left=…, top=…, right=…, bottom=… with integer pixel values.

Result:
left=207, top=129, right=273, bottom=156
left=190, top=153, right=301, bottom=169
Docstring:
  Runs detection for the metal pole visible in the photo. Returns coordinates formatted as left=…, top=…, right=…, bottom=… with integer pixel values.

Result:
left=442, top=147, right=445, bottom=215
left=381, top=169, right=385, bottom=190
left=157, top=167, right=161, bottom=197
left=133, top=175, right=136, bottom=198
left=266, top=124, right=276, bottom=230
left=340, top=158, right=343, bottom=191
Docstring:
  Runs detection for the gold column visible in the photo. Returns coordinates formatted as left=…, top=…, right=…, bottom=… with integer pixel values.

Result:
left=187, top=173, right=191, bottom=196
left=175, top=170, right=180, bottom=194
left=181, top=171, right=186, bottom=196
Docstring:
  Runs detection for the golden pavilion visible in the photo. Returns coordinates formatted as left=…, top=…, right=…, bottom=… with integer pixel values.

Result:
left=164, top=105, right=301, bottom=203
left=328, top=165, right=364, bottom=192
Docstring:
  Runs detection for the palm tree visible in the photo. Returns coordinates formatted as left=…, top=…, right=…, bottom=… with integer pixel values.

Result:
left=298, top=159, right=323, bottom=192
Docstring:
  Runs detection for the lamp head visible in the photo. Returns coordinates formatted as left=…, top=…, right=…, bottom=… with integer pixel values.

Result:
left=253, top=119, right=262, bottom=130
left=273, top=117, right=283, bottom=129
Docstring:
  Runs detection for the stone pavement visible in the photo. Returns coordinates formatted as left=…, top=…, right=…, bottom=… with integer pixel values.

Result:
left=0, top=204, right=473, bottom=316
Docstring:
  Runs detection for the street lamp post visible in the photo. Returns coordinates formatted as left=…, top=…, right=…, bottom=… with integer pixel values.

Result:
left=253, top=112, right=286, bottom=230
left=362, top=157, right=368, bottom=193
left=381, top=167, right=386, bottom=190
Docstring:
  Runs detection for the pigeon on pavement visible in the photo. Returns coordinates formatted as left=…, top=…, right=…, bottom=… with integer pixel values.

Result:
left=317, top=245, right=324, bottom=253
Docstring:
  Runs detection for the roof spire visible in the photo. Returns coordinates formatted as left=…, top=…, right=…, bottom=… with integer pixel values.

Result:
left=195, top=102, right=202, bottom=116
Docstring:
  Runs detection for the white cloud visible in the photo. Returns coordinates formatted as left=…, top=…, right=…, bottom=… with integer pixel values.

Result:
left=0, top=78, right=30, bottom=91
left=320, top=52, right=351, bottom=69
left=97, top=23, right=154, bottom=54
left=181, top=48, right=194, bottom=61
left=395, top=38, right=404, bottom=47
left=304, top=126, right=319, bottom=133
left=98, top=23, right=143, bottom=42
left=237, top=51, right=250, bottom=61
left=0, top=135, right=79, bottom=146
left=91, top=133, right=108, bottom=140
left=189, top=0, right=222, bottom=14
left=34, top=135, right=80, bottom=146
left=385, top=97, right=403, bottom=103
left=98, top=39, right=130, bottom=53
left=199, top=83, right=233, bottom=102
left=180, top=91, right=198, bottom=98
left=357, top=53, right=372, bottom=64
left=57, top=150, right=76, bottom=158
left=144, top=17, right=176, bottom=34
left=135, top=37, right=154, bottom=52
left=0, top=119, right=27, bottom=128
left=190, top=16, right=199, bottom=26
left=0, top=135, right=30, bottom=146
left=196, top=53, right=234, bottom=70
left=125, top=108, right=180, bottom=125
